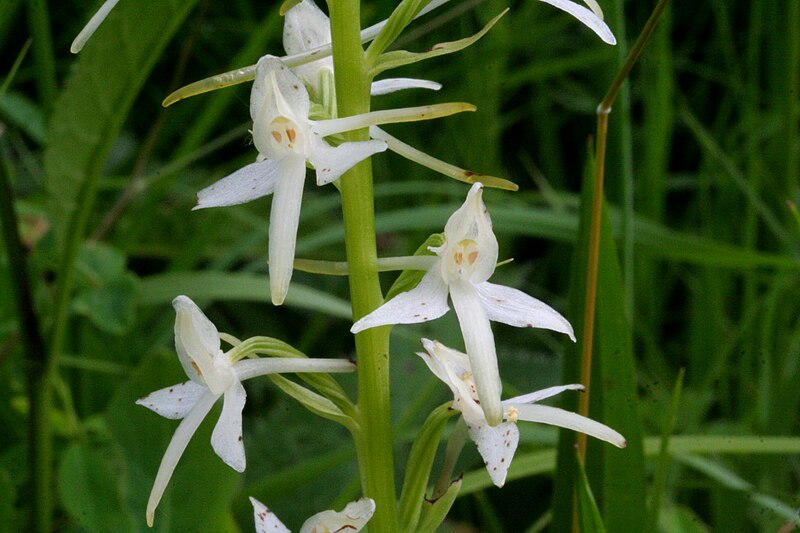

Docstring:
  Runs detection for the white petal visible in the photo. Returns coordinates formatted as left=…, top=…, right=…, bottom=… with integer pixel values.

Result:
left=511, top=403, right=627, bottom=448
left=537, top=0, right=617, bottom=45
left=450, top=279, right=503, bottom=426
left=474, top=282, right=576, bottom=341
left=467, top=420, right=519, bottom=488
left=70, top=0, right=120, bottom=53
left=299, top=498, right=376, bottom=533
left=308, top=138, right=387, bottom=185
left=370, top=78, right=442, bottom=96
left=351, top=268, right=450, bottom=333
left=250, top=497, right=290, bottom=533
left=172, top=296, right=222, bottom=386
left=283, top=0, right=331, bottom=54
left=269, top=155, right=307, bottom=305
left=417, top=339, right=484, bottom=423
left=504, top=383, right=584, bottom=405
left=234, top=357, right=356, bottom=381
left=145, top=391, right=219, bottom=527
left=194, top=160, right=282, bottom=210
left=251, top=56, right=310, bottom=125
left=211, top=379, right=247, bottom=472
left=135, top=381, right=208, bottom=420
left=438, top=182, right=498, bottom=284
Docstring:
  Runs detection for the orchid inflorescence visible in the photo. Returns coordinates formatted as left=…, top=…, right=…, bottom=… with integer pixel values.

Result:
left=73, top=0, right=623, bottom=530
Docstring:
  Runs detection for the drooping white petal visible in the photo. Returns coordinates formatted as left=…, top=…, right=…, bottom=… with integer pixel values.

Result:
left=351, top=268, right=450, bottom=333
left=172, top=296, right=222, bottom=387
left=299, top=498, right=376, bottom=533
left=70, top=0, right=120, bottom=53
left=145, top=390, right=219, bottom=527
left=210, top=379, right=247, bottom=472
left=474, top=282, right=576, bottom=341
left=251, top=497, right=290, bottom=533
left=268, top=155, right=307, bottom=306
left=504, top=383, right=584, bottom=405
left=449, top=279, right=503, bottom=426
left=467, top=421, right=519, bottom=488
left=233, top=357, right=356, bottom=381
left=307, top=138, right=387, bottom=185
left=370, top=78, right=442, bottom=96
left=437, top=182, right=498, bottom=284
left=511, top=403, right=627, bottom=448
left=193, top=160, right=282, bottom=210
left=537, top=0, right=617, bottom=45
left=135, top=380, right=208, bottom=420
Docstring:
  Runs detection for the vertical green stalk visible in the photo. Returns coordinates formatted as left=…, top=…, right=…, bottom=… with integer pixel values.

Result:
left=26, top=0, right=57, bottom=111
left=328, top=1, right=399, bottom=531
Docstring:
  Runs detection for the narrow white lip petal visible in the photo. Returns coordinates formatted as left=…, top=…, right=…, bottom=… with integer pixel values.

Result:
left=449, top=279, right=503, bottom=426
left=474, top=282, right=576, bottom=341
left=233, top=357, right=356, bottom=381
left=70, top=0, right=120, bottom=53
left=269, top=156, right=307, bottom=306
left=145, top=390, right=219, bottom=527
left=172, top=296, right=222, bottom=385
left=135, top=381, right=208, bottom=420
left=504, top=383, right=584, bottom=405
left=510, top=403, right=627, bottom=448
left=467, top=421, right=519, bottom=488
left=370, top=78, right=442, bottom=96
left=350, top=268, right=450, bottom=333
left=299, top=498, right=376, bottom=533
left=536, top=0, right=617, bottom=45
left=307, top=139, right=387, bottom=186
left=210, top=379, right=247, bottom=472
left=194, top=160, right=282, bottom=210
left=250, top=497, right=290, bottom=533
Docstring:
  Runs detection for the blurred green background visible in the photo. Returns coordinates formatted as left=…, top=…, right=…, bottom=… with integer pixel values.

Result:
left=1, top=0, right=799, bottom=531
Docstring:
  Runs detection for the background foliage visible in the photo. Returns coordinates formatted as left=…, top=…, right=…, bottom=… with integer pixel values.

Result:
left=1, top=0, right=799, bottom=531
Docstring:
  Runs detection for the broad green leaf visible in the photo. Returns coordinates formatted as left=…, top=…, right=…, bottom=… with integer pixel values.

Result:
left=44, top=0, right=199, bottom=246
left=0, top=92, right=44, bottom=143
left=398, top=402, right=457, bottom=532
left=57, top=442, right=137, bottom=533
left=73, top=273, right=139, bottom=334
left=138, top=271, right=351, bottom=319
left=371, top=10, right=508, bottom=75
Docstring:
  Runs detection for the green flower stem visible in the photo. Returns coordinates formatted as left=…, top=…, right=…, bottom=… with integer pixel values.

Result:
left=329, top=1, right=399, bottom=531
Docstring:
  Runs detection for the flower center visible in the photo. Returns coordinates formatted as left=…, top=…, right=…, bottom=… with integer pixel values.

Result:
left=443, top=239, right=480, bottom=281
left=268, top=116, right=302, bottom=156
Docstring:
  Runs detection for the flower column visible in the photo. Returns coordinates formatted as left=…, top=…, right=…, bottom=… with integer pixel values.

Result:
left=328, top=0, right=398, bottom=532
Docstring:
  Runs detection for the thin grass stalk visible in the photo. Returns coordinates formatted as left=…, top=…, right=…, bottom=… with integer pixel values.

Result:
left=0, top=142, right=50, bottom=532
left=25, top=0, right=56, bottom=112
left=577, top=0, right=671, bottom=459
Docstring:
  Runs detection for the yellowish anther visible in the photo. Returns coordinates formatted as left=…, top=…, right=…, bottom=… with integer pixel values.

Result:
left=191, top=361, right=202, bottom=376
left=506, top=406, right=519, bottom=423
left=271, top=131, right=283, bottom=143
left=467, top=250, right=478, bottom=265
left=286, top=128, right=297, bottom=146
left=455, top=239, right=479, bottom=265
left=454, top=251, right=463, bottom=265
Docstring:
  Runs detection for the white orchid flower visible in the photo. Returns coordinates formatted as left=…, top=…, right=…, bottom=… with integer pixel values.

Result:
left=418, top=339, right=626, bottom=487
left=284, top=0, right=441, bottom=97
left=351, top=182, right=575, bottom=426
left=137, top=295, right=356, bottom=527
left=538, top=0, right=617, bottom=45
left=193, top=56, right=387, bottom=305
left=251, top=496, right=375, bottom=533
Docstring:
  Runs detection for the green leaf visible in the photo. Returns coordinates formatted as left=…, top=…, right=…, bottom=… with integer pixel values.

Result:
left=366, top=0, right=433, bottom=61
left=44, top=0, right=200, bottom=246
left=575, top=453, right=607, bottom=533
left=416, top=478, right=462, bottom=533
left=384, top=233, right=443, bottom=302
left=58, top=442, right=137, bottom=533
left=0, top=92, right=45, bottom=143
left=268, top=374, right=357, bottom=431
left=371, top=10, right=508, bottom=75
left=73, top=273, right=139, bottom=334
left=398, top=403, right=457, bottom=532
left=138, top=271, right=352, bottom=319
